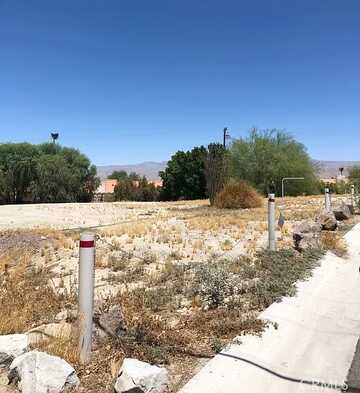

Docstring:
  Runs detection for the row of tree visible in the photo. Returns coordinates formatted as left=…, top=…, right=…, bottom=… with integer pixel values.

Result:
left=0, top=143, right=99, bottom=204
left=159, top=129, right=323, bottom=201
left=108, top=171, right=159, bottom=202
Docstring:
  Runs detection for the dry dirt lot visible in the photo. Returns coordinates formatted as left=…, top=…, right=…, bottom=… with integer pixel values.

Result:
left=0, top=196, right=356, bottom=392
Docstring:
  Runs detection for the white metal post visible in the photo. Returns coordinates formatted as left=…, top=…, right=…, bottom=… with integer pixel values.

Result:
left=268, top=193, right=276, bottom=251
left=78, top=232, right=95, bottom=364
left=324, top=188, right=331, bottom=212
left=351, top=185, right=355, bottom=209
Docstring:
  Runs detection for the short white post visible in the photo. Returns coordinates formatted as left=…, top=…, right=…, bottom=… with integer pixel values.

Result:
left=324, top=188, right=331, bottom=212
left=78, top=232, right=95, bottom=364
left=268, top=193, right=276, bottom=251
left=351, top=185, right=355, bottom=209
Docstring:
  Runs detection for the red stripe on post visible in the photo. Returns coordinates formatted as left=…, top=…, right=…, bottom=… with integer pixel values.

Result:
left=80, top=240, right=95, bottom=248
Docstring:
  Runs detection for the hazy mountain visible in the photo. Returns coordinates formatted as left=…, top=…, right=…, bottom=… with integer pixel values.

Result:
left=314, top=160, right=360, bottom=178
left=97, top=161, right=167, bottom=180
left=97, top=160, right=360, bottom=180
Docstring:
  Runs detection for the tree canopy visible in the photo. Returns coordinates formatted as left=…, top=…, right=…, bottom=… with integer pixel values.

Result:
left=229, top=129, right=320, bottom=196
left=348, top=166, right=360, bottom=190
left=114, top=176, right=158, bottom=202
left=159, top=146, right=208, bottom=201
left=0, top=142, right=99, bottom=204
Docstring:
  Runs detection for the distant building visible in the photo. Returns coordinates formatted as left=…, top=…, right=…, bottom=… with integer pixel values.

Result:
left=321, top=169, right=349, bottom=185
left=96, top=179, right=118, bottom=194
left=96, top=178, right=162, bottom=195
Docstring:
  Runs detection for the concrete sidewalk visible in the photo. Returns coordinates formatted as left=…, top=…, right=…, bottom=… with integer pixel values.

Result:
left=180, top=224, right=360, bottom=393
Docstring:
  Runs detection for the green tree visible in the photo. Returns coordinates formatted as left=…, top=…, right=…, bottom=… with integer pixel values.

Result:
left=0, top=142, right=99, bottom=204
left=230, top=129, right=320, bottom=196
left=113, top=176, right=158, bottom=202
left=205, top=143, right=229, bottom=205
left=348, top=166, right=360, bottom=189
left=108, top=170, right=128, bottom=181
left=159, top=146, right=208, bottom=201
left=0, top=143, right=39, bottom=203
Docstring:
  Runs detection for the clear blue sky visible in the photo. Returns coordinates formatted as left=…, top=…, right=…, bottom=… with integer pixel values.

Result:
left=1, top=0, right=359, bottom=165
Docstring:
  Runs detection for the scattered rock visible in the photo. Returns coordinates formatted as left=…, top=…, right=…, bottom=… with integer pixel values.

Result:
left=26, top=322, right=73, bottom=345
left=316, top=211, right=338, bottom=231
left=0, top=335, right=28, bottom=368
left=54, top=309, right=77, bottom=323
left=8, top=351, right=79, bottom=393
left=292, top=221, right=321, bottom=251
left=95, top=305, right=126, bottom=338
left=114, top=358, right=168, bottom=393
left=333, top=203, right=352, bottom=221
left=293, top=221, right=322, bottom=234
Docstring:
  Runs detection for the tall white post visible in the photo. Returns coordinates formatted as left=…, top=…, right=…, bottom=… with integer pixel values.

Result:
left=78, top=232, right=95, bottom=364
left=351, top=185, right=355, bottom=209
left=324, top=188, right=331, bottom=212
left=268, top=193, right=276, bottom=251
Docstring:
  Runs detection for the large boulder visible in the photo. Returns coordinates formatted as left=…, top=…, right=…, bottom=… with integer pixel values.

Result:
left=0, top=334, right=28, bottom=367
left=8, top=351, right=79, bottom=393
left=316, top=211, right=338, bottom=231
left=114, top=358, right=168, bottom=393
left=26, top=322, right=73, bottom=345
left=333, top=203, right=352, bottom=221
left=293, top=221, right=322, bottom=251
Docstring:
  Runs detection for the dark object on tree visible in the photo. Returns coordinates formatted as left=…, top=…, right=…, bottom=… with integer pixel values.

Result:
left=206, top=143, right=229, bottom=205
left=51, top=133, right=59, bottom=143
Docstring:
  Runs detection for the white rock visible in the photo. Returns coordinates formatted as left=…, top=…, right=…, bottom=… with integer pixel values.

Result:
left=26, top=322, right=73, bottom=345
left=114, top=358, right=168, bottom=393
left=0, top=334, right=28, bottom=366
left=8, top=351, right=79, bottom=393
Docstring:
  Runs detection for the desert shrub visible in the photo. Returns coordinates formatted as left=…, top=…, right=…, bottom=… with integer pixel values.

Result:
left=250, top=248, right=324, bottom=308
left=192, top=264, right=243, bottom=308
left=0, top=253, right=67, bottom=334
left=214, top=180, right=263, bottom=209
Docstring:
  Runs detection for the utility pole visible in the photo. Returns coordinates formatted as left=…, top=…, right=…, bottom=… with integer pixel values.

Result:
left=223, top=127, right=230, bottom=148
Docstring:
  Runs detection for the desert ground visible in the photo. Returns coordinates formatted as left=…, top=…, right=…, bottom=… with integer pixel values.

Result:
left=0, top=196, right=357, bottom=392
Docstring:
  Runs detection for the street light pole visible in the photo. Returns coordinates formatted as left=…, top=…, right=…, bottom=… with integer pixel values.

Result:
left=281, top=177, right=305, bottom=198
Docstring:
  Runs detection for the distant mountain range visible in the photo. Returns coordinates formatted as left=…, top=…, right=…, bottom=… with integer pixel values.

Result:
left=96, top=161, right=167, bottom=180
left=96, top=160, right=360, bottom=180
left=314, top=161, right=360, bottom=178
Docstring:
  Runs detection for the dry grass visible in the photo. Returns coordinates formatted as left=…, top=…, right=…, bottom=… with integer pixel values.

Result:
left=0, top=196, right=354, bottom=393
left=0, top=252, right=68, bottom=334
left=320, top=231, right=348, bottom=257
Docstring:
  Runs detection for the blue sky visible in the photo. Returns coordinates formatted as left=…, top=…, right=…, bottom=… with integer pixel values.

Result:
left=1, top=0, right=359, bottom=165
